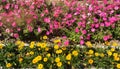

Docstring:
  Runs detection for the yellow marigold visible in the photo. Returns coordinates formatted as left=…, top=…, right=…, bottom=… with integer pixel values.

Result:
left=107, top=51, right=112, bottom=56
left=45, top=47, right=49, bottom=51
left=88, top=59, right=94, bottom=64
left=88, top=49, right=94, bottom=55
left=36, top=42, right=42, bottom=47
left=56, top=49, right=62, bottom=54
left=117, top=64, right=120, bottom=69
left=30, top=51, right=34, bottom=55
left=113, top=53, right=118, bottom=57
left=95, top=52, right=99, bottom=57
left=112, top=42, right=118, bottom=46
left=100, top=53, right=104, bottom=57
left=46, top=53, right=51, bottom=57
left=62, top=47, right=66, bottom=50
left=0, top=44, right=3, bottom=49
left=36, top=55, right=42, bottom=61
left=111, top=48, right=115, bottom=52
left=19, top=57, right=23, bottom=63
left=57, top=62, right=62, bottom=67
left=41, top=43, right=46, bottom=48
left=43, top=58, right=48, bottom=62
left=114, top=56, right=119, bottom=61
left=54, top=45, right=59, bottom=50
left=54, top=39, right=61, bottom=43
left=6, top=63, right=12, bottom=68
left=32, top=58, right=38, bottom=64
left=66, top=54, right=71, bottom=60
left=67, top=61, right=70, bottom=65
left=18, top=42, right=25, bottom=50
left=43, top=35, right=48, bottom=40
left=38, top=64, right=43, bottom=69
left=105, top=41, right=110, bottom=46
left=85, top=41, right=92, bottom=47
left=55, top=57, right=60, bottom=62
left=15, top=40, right=21, bottom=45
left=72, top=50, right=78, bottom=56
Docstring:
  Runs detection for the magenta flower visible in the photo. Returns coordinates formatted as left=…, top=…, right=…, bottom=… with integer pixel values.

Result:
left=13, top=33, right=19, bottom=38
left=75, top=27, right=79, bottom=33
left=37, top=27, right=41, bottom=33
left=64, top=40, right=69, bottom=46
left=12, top=22, right=17, bottom=27
left=0, top=22, right=3, bottom=27
left=27, top=25, right=33, bottom=32
left=91, top=28, right=95, bottom=32
left=81, top=30, right=87, bottom=34
left=44, top=17, right=50, bottom=23
left=80, top=40, right=84, bottom=45
left=46, top=31, right=50, bottom=35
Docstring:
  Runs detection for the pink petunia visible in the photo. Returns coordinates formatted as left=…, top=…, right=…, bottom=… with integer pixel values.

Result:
left=82, top=30, right=87, bottom=34
left=12, top=22, right=17, bottom=27
left=0, top=22, right=3, bottom=27
left=13, top=33, right=19, bottom=38
left=64, top=40, right=69, bottom=46
left=75, top=27, right=79, bottom=33
left=80, top=40, right=84, bottom=45
left=37, top=27, right=41, bottom=33
left=44, top=17, right=50, bottom=23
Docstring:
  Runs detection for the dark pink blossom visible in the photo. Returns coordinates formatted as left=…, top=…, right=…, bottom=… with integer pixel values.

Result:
left=80, top=40, right=84, bottom=45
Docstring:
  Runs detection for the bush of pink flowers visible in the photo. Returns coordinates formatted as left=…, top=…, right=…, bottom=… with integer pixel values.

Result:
left=0, top=0, right=120, bottom=44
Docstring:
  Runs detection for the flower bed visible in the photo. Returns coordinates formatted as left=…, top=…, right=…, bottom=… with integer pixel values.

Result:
left=0, top=36, right=120, bottom=69
left=0, top=0, right=120, bottom=69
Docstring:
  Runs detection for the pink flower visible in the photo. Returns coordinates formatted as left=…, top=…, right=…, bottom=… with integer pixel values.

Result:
left=46, top=31, right=50, bottom=35
left=44, top=17, right=50, bottom=23
left=80, top=36, right=83, bottom=39
left=100, top=23, right=105, bottom=27
left=4, top=4, right=10, bottom=9
left=12, top=22, right=17, bottom=27
left=105, top=22, right=111, bottom=27
left=81, top=30, right=87, bottom=34
left=80, top=40, right=84, bottom=45
left=103, top=35, right=112, bottom=41
left=64, top=40, right=69, bottom=46
left=75, top=27, right=79, bottom=33
left=13, top=33, right=19, bottom=38
left=5, top=28, right=10, bottom=33
left=27, top=25, right=33, bottom=32
left=95, top=24, right=99, bottom=28
left=91, top=28, right=95, bottom=32
left=17, top=28, right=21, bottom=31
left=0, top=22, right=3, bottom=27
left=37, top=27, right=41, bottom=33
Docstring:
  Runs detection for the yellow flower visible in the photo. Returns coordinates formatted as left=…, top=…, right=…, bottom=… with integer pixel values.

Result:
left=66, top=54, right=71, bottom=60
left=41, top=43, right=46, bottom=48
left=19, top=57, right=23, bottom=63
left=38, top=64, right=43, bottom=69
left=112, top=42, right=118, bottom=46
left=45, top=47, right=49, bottom=51
left=111, top=48, right=115, bottom=52
left=18, top=42, right=24, bottom=50
left=100, top=53, right=104, bottom=57
left=113, top=53, right=118, bottom=57
left=36, top=42, right=42, bottom=47
left=62, top=47, right=66, bottom=50
left=36, top=55, right=42, bottom=61
left=46, top=53, right=51, bottom=57
left=6, top=63, right=12, bottom=68
left=88, top=49, right=94, bottom=55
left=26, top=52, right=30, bottom=56
left=56, top=49, right=62, bottom=54
left=85, top=41, right=92, bottom=47
left=0, top=44, right=3, bottom=49
left=30, top=51, right=34, bottom=55
left=57, top=62, right=62, bottom=67
left=67, top=61, right=70, bottom=65
left=107, top=51, right=112, bottom=56
left=55, top=57, right=60, bottom=62
left=72, top=50, right=78, bottom=56
left=117, top=64, right=120, bottom=69
left=88, top=59, right=94, bottom=64
left=54, top=39, right=61, bottom=43
left=29, top=41, right=35, bottom=48
left=105, top=41, right=110, bottom=46
left=95, top=52, right=99, bottom=57
left=43, top=35, right=48, bottom=40
left=43, top=58, right=48, bottom=62
left=54, top=45, right=59, bottom=50
left=15, top=40, right=21, bottom=45
left=32, top=58, right=38, bottom=64
left=114, top=56, right=119, bottom=61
